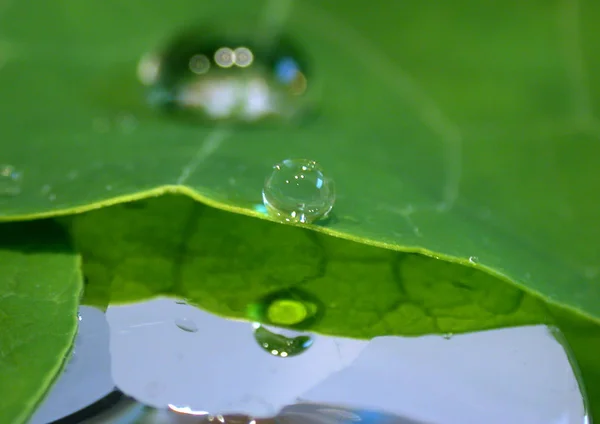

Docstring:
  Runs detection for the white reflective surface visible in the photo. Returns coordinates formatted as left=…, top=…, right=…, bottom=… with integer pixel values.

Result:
left=31, top=298, right=588, bottom=424
left=29, top=307, right=114, bottom=424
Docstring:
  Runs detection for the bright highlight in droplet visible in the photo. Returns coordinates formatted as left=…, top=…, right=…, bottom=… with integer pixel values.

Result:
left=189, top=54, right=210, bottom=74
left=214, top=47, right=234, bottom=68
left=233, top=46, right=253, bottom=67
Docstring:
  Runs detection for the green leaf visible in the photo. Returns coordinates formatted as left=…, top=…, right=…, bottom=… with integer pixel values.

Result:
left=65, top=195, right=549, bottom=336
left=0, top=0, right=599, bottom=325
left=66, top=196, right=600, bottom=417
left=2, top=0, right=600, bottom=419
left=552, top=309, right=600, bottom=418
left=0, top=221, right=82, bottom=424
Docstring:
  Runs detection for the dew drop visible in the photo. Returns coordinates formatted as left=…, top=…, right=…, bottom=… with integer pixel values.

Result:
left=65, top=349, right=77, bottom=372
left=138, top=29, right=310, bottom=122
left=175, top=317, right=198, bottom=333
left=246, top=287, right=322, bottom=329
left=0, top=165, right=22, bottom=196
left=252, top=323, right=313, bottom=358
left=468, top=256, right=478, bottom=264
left=77, top=312, right=82, bottom=321
left=443, top=333, right=453, bottom=340
left=262, top=159, right=335, bottom=224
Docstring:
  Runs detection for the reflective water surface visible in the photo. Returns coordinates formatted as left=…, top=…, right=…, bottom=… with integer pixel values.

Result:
left=30, top=298, right=589, bottom=424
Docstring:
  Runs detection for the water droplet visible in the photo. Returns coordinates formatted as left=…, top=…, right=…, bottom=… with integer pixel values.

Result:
left=77, top=312, right=82, bottom=321
left=175, top=299, right=187, bottom=305
left=139, top=29, right=310, bottom=122
left=262, top=159, right=335, bottom=224
left=175, top=317, right=198, bottom=333
left=247, top=287, right=322, bottom=329
left=105, top=185, right=113, bottom=191
left=253, top=324, right=313, bottom=358
left=468, top=256, right=478, bottom=264
left=189, top=54, right=211, bottom=75
left=0, top=165, right=22, bottom=196
left=443, top=333, right=453, bottom=340
left=65, top=349, right=77, bottom=372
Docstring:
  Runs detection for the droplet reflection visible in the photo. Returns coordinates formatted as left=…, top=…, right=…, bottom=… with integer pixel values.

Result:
left=247, top=287, right=322, bottom=330
left=175, top=317, right=198, bottom=333
left=252, top=323, right=313, bottom=358
left=138, top=29, right=311, bottom=122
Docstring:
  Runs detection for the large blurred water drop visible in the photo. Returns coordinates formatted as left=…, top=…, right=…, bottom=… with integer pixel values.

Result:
left=138, top=29, right=311, bottom=122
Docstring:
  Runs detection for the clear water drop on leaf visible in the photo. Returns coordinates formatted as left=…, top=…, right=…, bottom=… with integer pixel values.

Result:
left=139, top=29, right=310, bottom=122
left=469, top=256, right=479, bottom=264
left=246, top=287, right=322, bottom=329
left=0, top=165, right=22, bottom=196
left=262, top=159, right=335, bottom=224
left=252, top=323, right=313, bottom=358
left=175, top=317, right=198, bottom=333
left=443, top=333, right=453, bottom=340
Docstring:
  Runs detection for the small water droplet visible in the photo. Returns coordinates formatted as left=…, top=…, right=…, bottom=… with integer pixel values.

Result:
left=139, top=29, right=310, bottom=122
left=468, top=256, right=478, bottom=264
left=443, top=333, right=453, bottom=340
left=0, top=164, right=22, bottom=196
left=65, top=349, right=77, bottom=372
left=105, top=184, right=113, bottom=191
left=175, top=299, right=187, bottom=305
left=253, top=324, right=313, bottom=358
left=262, top=159, right=335, bottom=224
left=175, top=317, right=198, bottom=333
left=247, top=287, right=322, bottom=329
left=77, top=312, right=82, bottom=321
